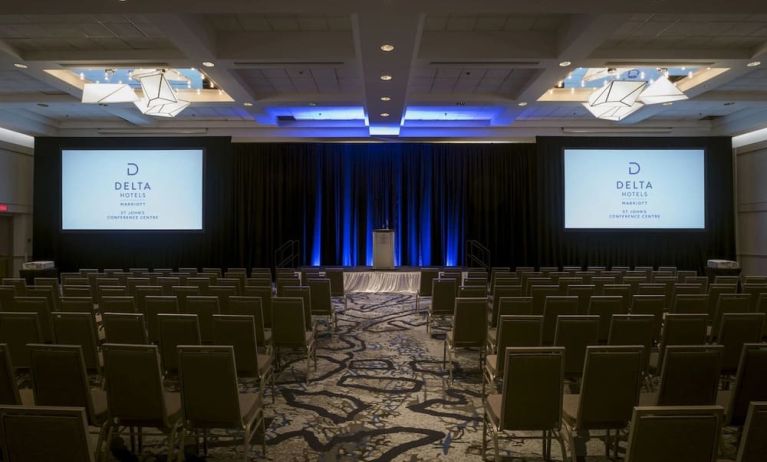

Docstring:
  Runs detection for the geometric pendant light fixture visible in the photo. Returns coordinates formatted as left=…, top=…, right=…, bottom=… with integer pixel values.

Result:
left=134, top=97, right=190, bottom=117
left=582, top=101, right=644, bottom=121
left=639, top=76, right=688, bottom=105
left=81, top=83, right=139, bottom=104
left=588, top=80, right=648, bottom=108
left=138, top=70, right=177, bottom=108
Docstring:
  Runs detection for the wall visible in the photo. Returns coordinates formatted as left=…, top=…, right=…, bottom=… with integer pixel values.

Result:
left=735, top=140, right=767, bottom=275
left=0, top=140, right=34, bottom=276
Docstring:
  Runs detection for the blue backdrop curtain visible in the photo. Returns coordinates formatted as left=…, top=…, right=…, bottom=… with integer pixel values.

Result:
left=232, top=142, right=538, bottom=268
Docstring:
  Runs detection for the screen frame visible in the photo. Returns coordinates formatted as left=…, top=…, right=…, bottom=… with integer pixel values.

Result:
left=59, top=146, right=207, bottom=233
left=561, top=146, right=708, bottom=232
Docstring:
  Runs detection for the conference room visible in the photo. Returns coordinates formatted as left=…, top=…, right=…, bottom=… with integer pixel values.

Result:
left=1, top=1, right=767, bottom=461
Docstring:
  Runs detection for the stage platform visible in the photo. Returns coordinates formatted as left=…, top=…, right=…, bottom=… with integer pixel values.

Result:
left=343, top=270, right=421, bottom=293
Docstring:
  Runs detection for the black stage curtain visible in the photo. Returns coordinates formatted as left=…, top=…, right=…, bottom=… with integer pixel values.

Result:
left=232, top=143, right=538, bottom=268
left=535, top=136, right=735, bottom=271
left=33, top=137, right=235, bottom=271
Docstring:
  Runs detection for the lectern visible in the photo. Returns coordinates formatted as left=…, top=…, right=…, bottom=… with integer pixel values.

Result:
left=373, top=229, right=395, bottom=269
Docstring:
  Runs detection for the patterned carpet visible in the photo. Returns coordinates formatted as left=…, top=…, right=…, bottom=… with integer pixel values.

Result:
left=109, top=293, right=738, bottom=461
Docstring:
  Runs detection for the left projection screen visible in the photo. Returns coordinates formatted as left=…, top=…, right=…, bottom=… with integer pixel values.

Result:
left=61, top=149, right=203, bottom=230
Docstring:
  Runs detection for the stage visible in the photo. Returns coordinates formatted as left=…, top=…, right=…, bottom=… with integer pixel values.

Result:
left=343, top=270, right=421, bottom=294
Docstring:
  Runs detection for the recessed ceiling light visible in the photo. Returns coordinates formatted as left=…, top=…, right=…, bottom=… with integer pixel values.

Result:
left=380, top=112, right=390, bottom=117
left=380, top=96, right=391, bottom=101
left=747, top=61, right=761, bottom=67
left=202, top=61, right=215, bottom=68
left=13, top=63, right=27, bottom=69
left=308, top=102, right=317, bottom=107
left=559, top=61, right=572, bottom=67
left=724, top=102, right=735, bottom=106
left=243, top=102, right=253, bottom=107
left=518, top=102, right=528, bottom=107
left=36, top=103, right=48, bottom=107
left=662, top=102, right=673, bottom=106
left=380, top=74, right=392, bottom=81
left=380, top=44, right=395, bottom=52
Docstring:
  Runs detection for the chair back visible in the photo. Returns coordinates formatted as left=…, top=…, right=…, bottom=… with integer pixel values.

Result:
left=271, top=297, right=308, bottom=348
left=630, top=295, right=665, bottom=342
left=712, top=294, right=752, bottom=337
left=281, top=287, right=312, bottom=330
left=491, top=285, right=524, bottom=326
left=307, top=279, right=332, bottom=316
left=182, top=296, right=220, bottom=343
left=323, top=268, right=344, bottom=296
left=207, top=286, right=237, bottom=312
left=60, top=297, right=94, bottom=313
left=603, top=284, right=632, bottom=310
left=672, top=294, right=709, bottom=315
left=553, top=315, right=600, bottom=379
left=637, top=283, right=665, bottom=296
left=624, top=406, right=723, bottom=462
left=742, top=283, right=767, bottom=311
left=431, top=279, right=457, bottom=316
left=576, top=346, right=643, bottom=430
left=717, top=313, right=765, bottom=375
left=178, top=345, right=243, bottom=428
left=28, top=344, right=99, bottom=425
left=212, top=315, right=261, bottom=378
left=450, top=298, right=487, bottom=346
left=100, top=296, right=137, bottom=314
left=242, top=286, right=273, bottom=328
left=566, top=284, right=596, bottom=315
left=530, top=285, right=561, bottom=315
left=157, top=314, right=201, bottom=374
left=0, top=405, right=95, bottom=462
left=657, top=345, right=723, bottom=406
left=102, top=344, right=169, bottom=428
left=541, top=296, right=578, bottom=345
left=51, top=313, right=100, bottom=372
left=459, top=286, right=488, bottom=298
left=102, top=313, right=148, bottom=344
left=727, top=344, right=767, bottom=427
left=1, top=279, right=25, bottom=295
left=607, top=314, right=655, bottom=374
left=588, top=296, right=626, bottom=342
left=419, top=268, right=439, bottom=296
left=497, top=296, right=533, bottom=317
left=144, top=296, right=179, bottom=342
left=170, top=286, right=200, bottom=310
left=0, top=345, right=20, bottom=404
left=493, top=315, right=542, bottom=374
left=737, top=402, right=767, bottom=462
left=0, top=312, right=42, bottom=369
left=499, top=347, right=564, bottom=431
left=11, top=297, right=53, bottom=342
left=226, top=296, right=268, bottom=348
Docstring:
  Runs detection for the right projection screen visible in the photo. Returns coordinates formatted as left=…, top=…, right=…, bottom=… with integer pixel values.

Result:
left=564, top=148, right=705, bottom=230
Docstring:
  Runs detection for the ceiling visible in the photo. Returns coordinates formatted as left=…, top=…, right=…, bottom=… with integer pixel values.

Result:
left=1, top=0, right=767, bottom=141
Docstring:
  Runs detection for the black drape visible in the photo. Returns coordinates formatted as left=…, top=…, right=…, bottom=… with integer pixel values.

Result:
left=535, top=136, right=735, bottom=271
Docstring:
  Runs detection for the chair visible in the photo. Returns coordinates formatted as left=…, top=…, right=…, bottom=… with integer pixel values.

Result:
left=177, top=345, right=266, bottom=460
left=186, top=277, right=211, bottom=293
left=11, top=296, right=53, bottom=342
left=417, top=268, right=439, bottom=300
left=102, top=313, right=148, bottom=344
left=735, top=402, right=767, bottom=462
left=307, top=278, right=336, bottom=330
left=0, top=313, right=42, bottom=369
left=325, top=268, right=345, bottom=297
left=757, top=293, right=767, bottom=338
left=1, top=279, right=25, bottom=295
left=685, top=275, right=709, bottom=292
left=60, top=296, right=94, bottom=313
left=708, top=284, right=738, bottom=318
left=443, top=298, right=488, bottom=383
left=182, top=296, right=220, bottom=343
left=99, top=295, right=137, bottom=314
left=144, top=296, right=179, bottom=343
left=0, top=286, right=17, bottom=310
left=562, top=346, right=643, bottom=460
left=624, top=406, right=723, bottom=462
left=427, top=279, right=456, bottom=334
left=0, top=344, right=26, bottom=405
left=714, top=275, right=741, bottom=286
left=490, top=285, right=524, bottom=327
left=541, top=296, right=579, bottom=345
left=587, top=296, right=626, bottom=343
left=134, top=285, right=163, bottom=313
left=271, top=297, right=315, bottom=384
left=608, top=314, right=655, bottom=378
left=171, top=285, right=200, bottom=310
left=0, top=405, right=96, bottom=462
left=567, top=285, right=596, bottom=315
left=482, top=347, right=567, bottom=462
left=226, top=296, right=270, bottom=350
left=643, top=345, right=723, bottom=406
left=630, top=295, right=666, bottom=342
left=157, top=277, right=181, bottom=296
left=51, top=312, right=100, bottom=373
left=102, top=344, right=182, bottom=459
left=637, top=283, right=666, bottom=296
left=242, top=286, right=273, bottom=329
left=157, top=314, right=201, bottom=375
left=717, top=344, right=767, bottom=428
left=603, top=284, right=632, bottom=311
left=207, top=286, right=237, bottom=312
left=711, top=294, right=752, bottom=339
left=281, top=286, right=313, bottom=332
left=459, top=286, right=487, bottom=298
left=742, top=283, right=767, bottom=311
left=653, top=313, right=709, bottom=373
left=27, top=344, right=108, bottom=457
left=61, top=285, right=92, bottom=298
left=672, top=293, right=709, bottom=315
left=487, top=296, right=533, bottom=349
left=212, top=315, right=275, bottom=401
left=716, top=313, right=765, bottom=376
left=530, top=285, right=561, bottom=314
left=554, top=315, right=600, bottom=382
left=216, top=278, right=243, bottom=295
left=484, top=315, right=543, bottom=388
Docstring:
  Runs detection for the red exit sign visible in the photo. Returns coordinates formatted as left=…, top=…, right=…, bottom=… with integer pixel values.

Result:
left=0, top=204, right=8, bottom=212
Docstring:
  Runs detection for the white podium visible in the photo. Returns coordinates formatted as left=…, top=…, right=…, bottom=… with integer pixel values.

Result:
left=373, top=229, right=395, bottom=269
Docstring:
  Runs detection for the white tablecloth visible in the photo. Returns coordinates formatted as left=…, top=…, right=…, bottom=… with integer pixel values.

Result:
left=343, top=271, right=420, bottom=294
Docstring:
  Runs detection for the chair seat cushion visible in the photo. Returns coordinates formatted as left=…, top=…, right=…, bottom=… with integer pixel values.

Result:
left=485, top=355, right=498, bottom=379
left=257, top=353, right=272, bottom=376
left=239, top=392, right=263, bottom=427
left=486, top=393, right=502, bottom=426
left=164, top=391, right=182, bottom=422
left=19, top=388, right=34, bottom=405
left=638, top=391, right=658, bottom=406
left=562, top=393, right=580, bottom=427
left=91, top=387, right=109, bottom=425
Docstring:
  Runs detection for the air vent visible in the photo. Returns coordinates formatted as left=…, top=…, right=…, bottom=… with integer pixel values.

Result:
left=699, top=115, right=723, bottom=121
left=233, top=61, right=345, bottom=67
left=277, top=115, right=296, bottom=122
left=428, top=61, right=541, bottom=67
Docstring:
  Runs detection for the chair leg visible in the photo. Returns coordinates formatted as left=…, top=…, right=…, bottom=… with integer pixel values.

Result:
left=176, top=426, right=186, bottom=462
left=556, top=430, right=568, bottom=462
left=261, top=412, right=267, bottom=456
left=481, top=411, right=487, bottom=458
left=242, top=427, right=250, bottom=462
left=271, top=368, right=277, bottom=404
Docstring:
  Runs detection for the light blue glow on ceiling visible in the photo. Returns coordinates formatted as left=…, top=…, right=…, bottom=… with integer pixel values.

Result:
left=404, top=105, right=502, bottom=121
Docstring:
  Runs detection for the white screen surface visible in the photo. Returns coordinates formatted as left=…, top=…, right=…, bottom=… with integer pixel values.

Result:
left=62, top=149, right=203, bottom=230
left=564, top=148, right=705, bottom=229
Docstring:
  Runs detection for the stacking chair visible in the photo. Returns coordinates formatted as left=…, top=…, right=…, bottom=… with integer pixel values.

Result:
left=742, top=283, right=767, bottom=311
left=587, top=296, right=626, bottom=343
left=276, top=278, right=300, bottom=296
left=567, top=285, right=596, bottom=315
left=0, top=406, right=96, bottom=462
left=11, top=296, right=53, bottom=342
left=487, top=296, right=533, bottom=349
left=307, top=278, right=336, bottom=330
left=624, top=406, right=723, bottom=462
left=530, top=285, right=561, bottom=315
left=711, top=294, right=752, bottom=339
left=757, top=293, right=767, bottom=338
left=177, top=345, right=266, bottom=460
left=608, top=314, right=655, bottom=380
left=716, top=313, right=765, bottom=377
left=186, top=277, right=211, bottom=293
left=171, top=285, right=200, bottom=311
left=484, top=315, right=543, bottom=389
left=0, top=344, right=28, bottom=405
left=443, top=298, right=487, bottom=383
left=541, top=296, right=579, bottom=345
left=226, top=296, right=269, bottom=351
left=28, top=344, right=108, bottom=457
left=554, top=315, right=600, bottom=382
left=0, top=286, right=16, bottom=310
left=157, top=314, right=201, bottom=375
left=52, top=312, right=100, bottom=374
left=717, top=344, right=767, bottom=429
left=1, top=279, right=25, bottom=295
left=735, top=402, right=767, bottom=462
left=482, top=347, right=567, bottom=462
left=271, top=297, right=315, bottom=383
left=459, top=286, right=487, bottom=298
left=281, top=287, right=313, bottom=332
left=562, top=346, right=643, bottom=460
left=653, top=313, right=709, bottom=373
left=216, top=277, right=243, bottom=295
left=100, top=295, right=137, bottom=314
left=708, top=284, right=738, bottom=317
left=0, top=312, right=42, bottom=370
left=685, top=275, right=709, bottom=292
left=134, top=285, right=163, bottom=314
left=182, top=296, right=220, bottom=343
left=325, top=268, right=345, bottom=297
left=61, top=285, right=92, bottom=298
left=603, top=284, right=632, bottom=311
left=212, top=315, right=275, bottom=401
left=102, top=344, right=182, bottom=459
left=60, top=296, right=94, bottom=313
left=417, top=268, right=439, bottom=307
left=672, top=293, right=709, bottom=315
left=630, top=295, right=665, bottom=342
left=490, top=285, right=524, bottom=328
left=242, top=286, right=273, bottom=329
left=144, top=296, right=179, bottom=343
left=637, top=283, right=666, bottom=296
left=642, top=345, right=723, bottom=406
left=102, top=313, right=148, bottom=344
left=427, top=279, right=456, bottom=335
left=207, top=286, right=238, bottom=313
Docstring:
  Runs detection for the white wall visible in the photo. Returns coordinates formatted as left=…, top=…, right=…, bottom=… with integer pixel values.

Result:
left=0, top=140, right=34, bottom=276
left=735, top=140, right=767, bottom=275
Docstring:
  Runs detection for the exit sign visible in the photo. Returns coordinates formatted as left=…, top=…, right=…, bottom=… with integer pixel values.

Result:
left=0, top=204, right=8, bottom=212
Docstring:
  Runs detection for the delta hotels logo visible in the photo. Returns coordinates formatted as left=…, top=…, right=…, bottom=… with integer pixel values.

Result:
left=115, top=162, right=151, bottom=198
left=617, top=161, right=652, bottom=197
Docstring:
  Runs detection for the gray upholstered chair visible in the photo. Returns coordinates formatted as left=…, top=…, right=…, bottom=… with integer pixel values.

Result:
left=443, top=297, right=488, bottom=383
left=641, top=345, right=723, bottom=406
left=102, top=312, right=148, bottom=344
left=554, top=315, right=600, bottom=382
left=157, top=314, right=201, bottom=375
left=271, top=297, right=315, bottom=384
left=427, top=278, right=456, bottom=335
left=484, top=315, right=542, bottom=390
left=735, top=401, right=767, bottom=462
left=0, top=312, right=42, bottom=370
